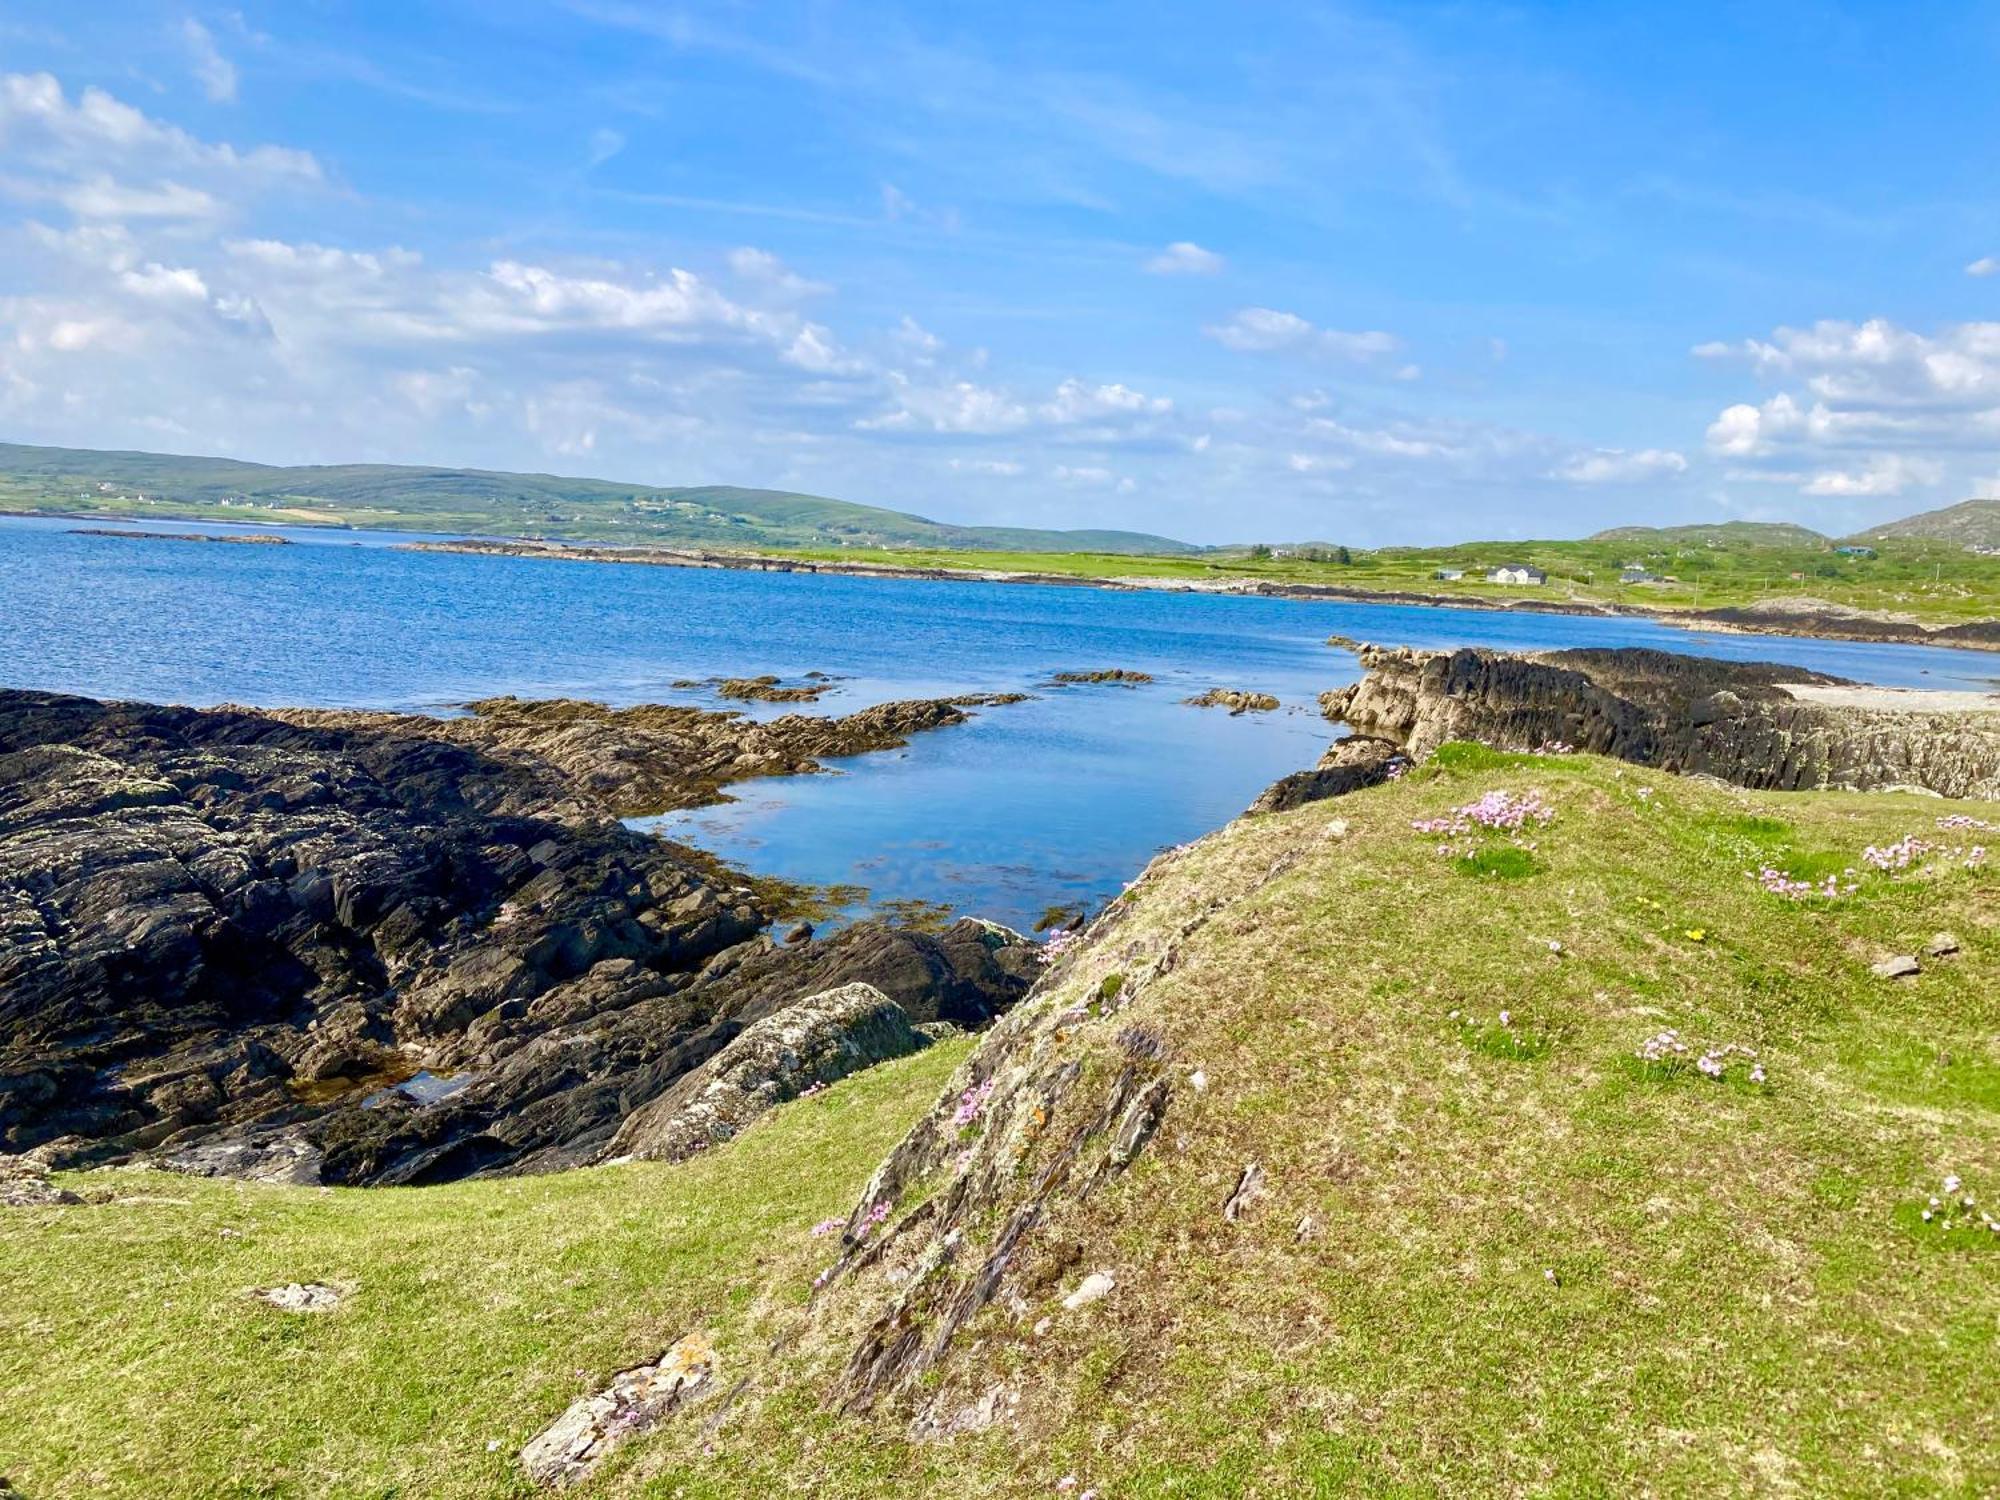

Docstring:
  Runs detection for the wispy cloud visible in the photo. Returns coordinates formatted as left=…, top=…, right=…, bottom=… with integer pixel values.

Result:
left=1144, top=241, right=1223, bottom=275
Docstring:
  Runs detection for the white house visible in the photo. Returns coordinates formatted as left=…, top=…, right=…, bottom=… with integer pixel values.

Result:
left=1434, top=567, right=1466, bottom=581
left=1486, top=564, right=1547, bottom=586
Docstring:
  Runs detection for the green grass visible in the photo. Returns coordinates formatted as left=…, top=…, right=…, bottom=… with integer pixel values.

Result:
left=651, top=755, right=1999, bottom=1496
left=776, top=532, right=2000, bottom=625
left=5, top=760, right=1998, bottom=1497
left=0, top=1042, right=972, bottom=1499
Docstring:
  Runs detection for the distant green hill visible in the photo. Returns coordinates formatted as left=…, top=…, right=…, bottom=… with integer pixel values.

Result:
left=1588, top=520, right=1829, bottom=546
left=1852, top=497, right=2000, bottom=547
left=0, top=441, right=1197, bottom=555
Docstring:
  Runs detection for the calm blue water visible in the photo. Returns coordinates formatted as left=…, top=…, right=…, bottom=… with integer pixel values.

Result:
left=4, top=513, right=1995, bottom=928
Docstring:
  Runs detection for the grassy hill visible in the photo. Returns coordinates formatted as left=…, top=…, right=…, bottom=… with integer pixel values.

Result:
left=1853, top=497, right=2000, bottom=547
left=0, top=441, right=1196, bottom=555
left=6, top=752, right=1995, bottom=1495
left=1590, top=519, right=1829, bottom=546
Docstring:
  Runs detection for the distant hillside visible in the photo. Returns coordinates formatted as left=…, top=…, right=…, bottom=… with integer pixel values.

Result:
left=1852, top=497, right=2000, bottom=546
left=1588, top=520, right=1829, bottom=547
left=0, top=441, right=1196, bottom=555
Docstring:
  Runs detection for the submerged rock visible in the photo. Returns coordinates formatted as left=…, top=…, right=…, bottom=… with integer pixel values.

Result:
left=1048, top=669, right=1153, bottom=685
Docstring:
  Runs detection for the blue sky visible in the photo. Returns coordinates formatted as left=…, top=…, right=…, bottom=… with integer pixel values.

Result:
left=4, top=2, right=2000, bottom=543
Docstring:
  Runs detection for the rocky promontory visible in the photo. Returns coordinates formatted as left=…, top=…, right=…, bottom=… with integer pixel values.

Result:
left=266, top=690, right=1026, bottom=819
left=0, top=687, right=1039, bottom=1185
left=1324, top=643, right=2000, bottom=798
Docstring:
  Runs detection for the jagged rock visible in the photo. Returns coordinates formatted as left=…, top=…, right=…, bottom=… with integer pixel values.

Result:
left=0, top=1176, right=80, bottom=1207
left=606, top=984, right=930, bottom=1162
left=271, top=691, right=1028, bottom=818
left=1223, top=1161, right=1267, bottom=1222
left=0, top=691, right=1039, bottom=1186
left=1049, top=669, right=1152, bottom=685
left=519, top=1332, right=716, bottom=1488
left=1251, top=736, right=1401, bottom=813
left=1872, top=954, right=1922, bottom=980
left=1184, top=688, right=1280, bottom=714
left=1323, top=645, right=2000, bottom=798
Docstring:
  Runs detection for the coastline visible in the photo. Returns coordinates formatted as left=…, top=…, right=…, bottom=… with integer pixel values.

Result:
left=402, top=536, right=2000, bottom=655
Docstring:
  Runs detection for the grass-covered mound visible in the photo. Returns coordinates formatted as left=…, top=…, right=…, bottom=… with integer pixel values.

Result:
left=0, top=1044, right=971, bottom=1498
left=4, top=751, right=1996, bottom=1496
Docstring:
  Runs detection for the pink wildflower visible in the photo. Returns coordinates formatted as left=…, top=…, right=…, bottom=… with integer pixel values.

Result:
left=952, top=1078, right=996, bottom=1130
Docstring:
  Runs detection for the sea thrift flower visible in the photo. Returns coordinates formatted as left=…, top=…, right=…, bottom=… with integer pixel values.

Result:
left=1863, top=835, right=1931, bottom=871
left=809, top=1217, right=844, bottom=1238
left=1411, top=789, right=1555, bottom=839
left=952, top=1077, right=996, bottom=1130
left=851, top=1199, right=893, bottom=1241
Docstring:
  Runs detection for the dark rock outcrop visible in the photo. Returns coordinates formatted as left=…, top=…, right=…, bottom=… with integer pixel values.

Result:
left=1250, top=736, right=1404, bottom=813
left=1323, top=645, right=2000, bottom=798
left=0, top=690, right=1038, bottom=1185
left=270, top=691, right=1028, bottom=819
left=1048, top=670, right=1153, bottom=685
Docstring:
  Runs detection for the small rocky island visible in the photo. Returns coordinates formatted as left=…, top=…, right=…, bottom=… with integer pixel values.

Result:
left=70, top=528, right=291, bottom=546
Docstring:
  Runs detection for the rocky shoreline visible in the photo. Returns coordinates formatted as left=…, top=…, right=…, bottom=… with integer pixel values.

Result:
left=400, top=536, right=2000, bottom=654
left=8, top=645, right=1996, bottom=1194
left=1321, top=643, right=2000, bottom=799
left=0, top=686, right=1038, bottom=1187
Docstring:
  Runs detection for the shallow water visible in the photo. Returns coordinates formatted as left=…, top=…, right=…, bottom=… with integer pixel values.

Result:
left=4, top=513, right=1994, bottom=929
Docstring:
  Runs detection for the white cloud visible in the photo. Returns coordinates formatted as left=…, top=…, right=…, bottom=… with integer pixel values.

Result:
left=1040, top=378, right=1172, bottom=424
left=54, top=175, right=221, bottom=220
left=1052, top=464, right=1115, bottom=485
left=1968, top=256, right=2000, bottom=278
left=1799, top=454, right=1941, bottom=496
left=858, top=373, right=1030, bottom=434
left=182, top=20, right=239, bottom=104
left=586, top=127, right=625, bottom=167
left=1144, top=240, right=1224, bottom=275
left=859, top=371, right=1171, bottom=437
left=1205, top=306, right=1401, bottom=363
left=0, top=72, right=318, bottom=182
left=1697, top=315, right=2000, bottom=506
left=949, top=457, right=1024, bottom=475
left=1551, top=447, right=1688, bottom=483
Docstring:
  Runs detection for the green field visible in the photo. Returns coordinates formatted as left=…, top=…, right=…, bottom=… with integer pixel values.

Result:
left=5, top=755, right=1996, bottom=1496
left=8, top=439, right=2000, bottom=627
left=785, top=531, right=2000, bottom=624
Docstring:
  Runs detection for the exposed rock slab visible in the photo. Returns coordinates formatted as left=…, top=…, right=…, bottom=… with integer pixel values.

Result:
left=520, top=1332, right=716, bottom=1488
left=607, top=982, right=928, bottom=1162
